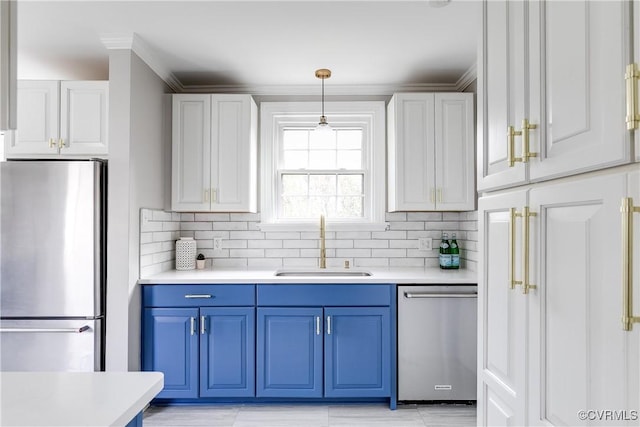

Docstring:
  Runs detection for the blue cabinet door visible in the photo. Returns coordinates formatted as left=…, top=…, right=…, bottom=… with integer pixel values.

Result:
left=142, top=308, right=199, bottom=399
left=199, top=307, right=255, bottom=397
left=256, top=307, right=323, bottom=397
left=324, top=307, right=391, bottom=397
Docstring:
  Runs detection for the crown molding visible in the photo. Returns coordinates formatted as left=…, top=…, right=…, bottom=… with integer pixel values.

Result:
left=455, top=63, right=477, bottom=92
left=100, top=33, right=183, bottom=92
left=177, top=82, right=462, bottom=96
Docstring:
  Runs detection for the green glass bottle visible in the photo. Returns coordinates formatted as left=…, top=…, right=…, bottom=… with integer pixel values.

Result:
left=450, top=233, right=460, bottom=269
left=439, top=232, right=451, bottom=269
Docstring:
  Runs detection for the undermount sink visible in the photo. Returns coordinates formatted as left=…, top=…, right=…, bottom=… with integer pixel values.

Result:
left=274, top=269, right=372, bottom=277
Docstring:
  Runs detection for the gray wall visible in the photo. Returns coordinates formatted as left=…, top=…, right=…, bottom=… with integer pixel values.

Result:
left=106, top=50, right=171, bottom=371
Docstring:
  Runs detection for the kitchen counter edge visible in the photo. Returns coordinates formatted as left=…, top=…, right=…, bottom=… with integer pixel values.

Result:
left=137, top=268, right=477, bottom=285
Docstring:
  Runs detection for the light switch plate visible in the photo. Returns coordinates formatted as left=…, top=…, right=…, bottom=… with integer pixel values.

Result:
left=418, top=238, right=432, bottom=251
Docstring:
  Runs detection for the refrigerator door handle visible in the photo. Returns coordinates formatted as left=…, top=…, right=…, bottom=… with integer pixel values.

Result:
left=0, top=325, right=92, bottom=333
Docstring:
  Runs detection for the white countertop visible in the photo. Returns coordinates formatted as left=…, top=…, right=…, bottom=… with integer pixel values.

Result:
left=138, top=267, right=477, bottom=285
left=0, top=372, right=164, bottom=427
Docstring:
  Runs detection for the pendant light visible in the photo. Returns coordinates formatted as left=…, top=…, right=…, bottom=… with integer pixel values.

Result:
left=315, top=68, right=331, bottom=130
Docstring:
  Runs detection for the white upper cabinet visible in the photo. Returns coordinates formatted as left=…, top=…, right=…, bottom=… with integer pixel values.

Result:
left=5, top=80, right=108, bottom=158
left=387, top=92, right=474, bottom=212
left=477, top=0, right=528, bottom=191
left=479, top=0, right=633, bottom=192
left=172, top=94, right=257, bottom=213
left=528, top=0, right=630, bottom=181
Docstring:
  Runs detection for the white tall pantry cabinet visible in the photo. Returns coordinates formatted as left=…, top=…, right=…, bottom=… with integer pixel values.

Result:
left=478, top=1, right=640, bottom=426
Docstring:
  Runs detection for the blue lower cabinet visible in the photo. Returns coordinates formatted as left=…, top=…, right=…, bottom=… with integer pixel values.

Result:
left=143, top=308, right=199, bottom=399
left=200, top=307, right=255, bottom=397
left=324, top=307, right=391, bottom=397
left=256, top=307, right=323, bottom=397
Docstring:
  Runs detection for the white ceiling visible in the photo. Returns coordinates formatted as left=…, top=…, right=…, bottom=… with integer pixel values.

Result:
left=17, top=0, right=481, bottom=94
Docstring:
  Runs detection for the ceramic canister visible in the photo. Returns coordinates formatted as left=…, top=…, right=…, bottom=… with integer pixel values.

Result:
left=175, top=237, right=196, bottom=270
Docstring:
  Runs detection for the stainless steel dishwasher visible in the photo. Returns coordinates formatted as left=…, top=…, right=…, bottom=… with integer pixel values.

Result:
left=398, top=285, right=477, bottom=401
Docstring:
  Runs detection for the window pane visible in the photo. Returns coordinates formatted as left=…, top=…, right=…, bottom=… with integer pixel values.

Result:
left=283, top=150, right=308, bottom=169
left=309, top=196, right=336, bottom=217
left=309, top=129, right=336, bottom=150
left=283, top=129, right=309, bottom=150
left=337, top=150, right=362, bottom=169
left=282, top=196, right=309, bottom=218
left=337, top=130, right=362, bottom=149
left=282, top=175, right=308, bottom=195
left=309, top=175, right=336, bottom=196
left=308, top=150, right=336, bottom=169
left=337, top=196, right=363, bottom=218
left=337, top=175, right=363, bottom=196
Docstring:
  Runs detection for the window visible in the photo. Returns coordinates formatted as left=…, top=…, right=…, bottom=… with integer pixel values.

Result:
left=260, top=101, right=387, bottom=231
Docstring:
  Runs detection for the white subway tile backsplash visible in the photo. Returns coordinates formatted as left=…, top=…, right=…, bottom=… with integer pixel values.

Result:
left=139, top=208, right=479, bottom=277
left=213, top=221, right=248, bottom=231
left=390, top=258, right=425, bottom=268
left=354, top=240, right=389, bottom=249
left=371, top=248, right=406, bottom=258
left=389, top=222, right=424, bottom=231
left=152, top=210, right=173, bottom=221
left=230, top=213, right=261, bottom=222
left=336, top=248, right=371, bottom=258
left=249, top=240, right=283, bottom=249
left=283, top=258, right=318, bottom=267
left=354, top=258, right=389, bottom=268
left=283, top=239, right=318, bottom=249
left=230, top=249, right=265, bottom=258
left=196, top=213, right=229, bottom=222
left=385, top=212, right=407, bottom=221
left=335, top=231, right=372, bottom=240
left=180, top=222, right=213, bottom=231
left=140, top=242, right=163, bottom=255
left=230, top=231, right=265, bottom=240
left=407, top=212, right=442, bottom=221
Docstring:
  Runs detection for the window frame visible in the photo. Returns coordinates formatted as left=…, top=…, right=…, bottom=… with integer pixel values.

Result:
left=259, top=101, right=387, bottom=231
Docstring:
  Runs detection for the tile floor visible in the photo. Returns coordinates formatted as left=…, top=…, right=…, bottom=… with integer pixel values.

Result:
left=143, top=403, right=477, bottom=427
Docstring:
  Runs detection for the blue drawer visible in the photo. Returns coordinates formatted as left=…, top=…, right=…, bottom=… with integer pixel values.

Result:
left=257, top=284, right=392, bottom=307
left=143, top=284, right=255, bottom=307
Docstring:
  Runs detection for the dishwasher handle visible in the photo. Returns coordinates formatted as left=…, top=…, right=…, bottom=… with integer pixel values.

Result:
left=404, top=292, right=477, bottom=299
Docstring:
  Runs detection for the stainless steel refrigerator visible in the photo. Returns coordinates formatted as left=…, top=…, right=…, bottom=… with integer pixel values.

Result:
left=0, top=159, right=106, bottom=371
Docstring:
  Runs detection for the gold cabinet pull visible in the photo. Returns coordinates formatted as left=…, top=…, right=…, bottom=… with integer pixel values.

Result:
left=212, top=188, right=217, bottom=203
left=48, top=138, right=56, bottom=148
left=625, top=63, right=640, bottom=130
left=437, top=188, right=443, bottom=203
left=509, top=208, right=523, bottom=290
left=58, top=138, right=65, bottom=149
left=204, top=189, right=210, bottom=202
left=521, top=119, right=538, bottom=162
left=522, top=206, right=537, bottom=294
left=621, top=197, right=640, bottom=331
left=507, top=126, right=523, bottom=167
left=430, top=188, right=435, bottom=204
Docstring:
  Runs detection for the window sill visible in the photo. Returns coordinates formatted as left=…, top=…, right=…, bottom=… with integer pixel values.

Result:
left=256, top=222, right=390, bottom=232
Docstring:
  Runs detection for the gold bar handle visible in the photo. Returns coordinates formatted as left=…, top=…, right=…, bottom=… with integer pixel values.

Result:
left=507, top=126, right=523, bottom=167
left=625, top=63, right=640, bottom=130
left=48, top=138, right=56, bottom=148
left=437, top=188, right=442, bottom=203
left=204, top=189, right=210, bottom=202
left=58, top=138, right=65, bottom=149
left=522, top=206, right=537, bottom=294
left=509, top=208, right=523, bottom=290
left=521, top=119, right=538, bottom=162
left=212, top=188, right=217, bottom=203
left=621, top=197, right=640, bottom=331
left=430, top=188, right=435, bottom=204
